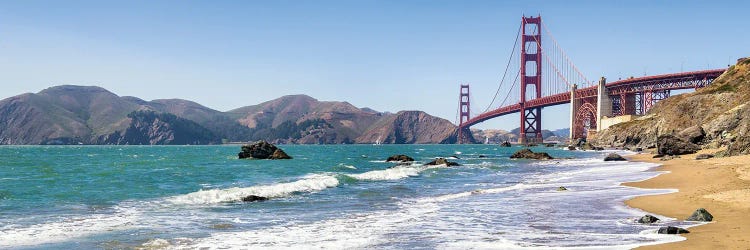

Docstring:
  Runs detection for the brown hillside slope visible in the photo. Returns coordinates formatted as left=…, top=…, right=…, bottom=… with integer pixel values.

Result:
left=592, top=58, right=750, bottom=156
left=356, top=111, right=457, bottom=144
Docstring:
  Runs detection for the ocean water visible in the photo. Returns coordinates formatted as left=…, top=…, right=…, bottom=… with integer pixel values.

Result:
left=0, top=145, right=699, bottom=249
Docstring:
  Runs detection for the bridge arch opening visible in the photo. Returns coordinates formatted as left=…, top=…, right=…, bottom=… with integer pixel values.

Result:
left=574, top=102, right=597, bottom=139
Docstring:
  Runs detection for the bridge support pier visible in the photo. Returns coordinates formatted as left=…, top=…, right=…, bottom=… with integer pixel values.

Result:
left=569, top=84, right=578, bottom=141
left=596, top=77, right=611, bottom=131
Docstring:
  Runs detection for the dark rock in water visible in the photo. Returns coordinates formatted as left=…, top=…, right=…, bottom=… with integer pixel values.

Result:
left=509, top=149, right=554, bottom=160
left=657, top=226, right=689, bottom=234
left=545, top=144, right=555, bottom=147
left=637, top=214, right=661, bottom=224
left=567, top=146, right=577, bottom=150
left=478, top=155, right=486, bottom=158
left=241, top=195, right=269, bottom=202
left=686, top=208, right=714, bottom=221
left=271, top=149, right=292, bottom=159
left=695, top=154, right=714, bottom=160
left=579, top=142, right=599, bottom=151
left=557, top=186, right=568, bottom=191
left=658, top=134, right=699, bottom=156
left=386, top=154, right=414, bottom=162
left=238, top=140, right=292, bottom=159
left=679, top=125, right=706, bottom=144
left=604, top=153, right=627, bottom=161
left=450, top=155, right=461, bottom=159
left=424, top=157, right=460, bottom=166
left=500, top=141, right=512, bottom=147
left=527, top=143, right=538, bottom=147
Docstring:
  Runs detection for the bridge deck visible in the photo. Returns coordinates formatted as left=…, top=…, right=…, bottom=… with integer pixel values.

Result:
left=459, top=69, right=725, bottom=129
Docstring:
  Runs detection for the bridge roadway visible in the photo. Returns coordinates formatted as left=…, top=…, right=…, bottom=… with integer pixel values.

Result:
left=459, top=69, right=726, bottom=130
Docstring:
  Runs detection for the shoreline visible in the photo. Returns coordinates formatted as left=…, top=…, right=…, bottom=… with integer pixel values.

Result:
left=623, top=149, right=750, bottom=249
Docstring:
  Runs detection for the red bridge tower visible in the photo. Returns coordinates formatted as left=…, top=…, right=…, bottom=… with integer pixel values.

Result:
left=520, top=16, right=543, bottom=143
left=457, top=84, right=471, bottom=143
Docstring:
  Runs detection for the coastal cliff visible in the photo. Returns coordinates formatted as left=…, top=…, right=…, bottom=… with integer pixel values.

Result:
left=0, top=86, right=458, bottom=145
left=355, top=111, right=458, bottom=144
left=592, top=57, right=750, bottom=156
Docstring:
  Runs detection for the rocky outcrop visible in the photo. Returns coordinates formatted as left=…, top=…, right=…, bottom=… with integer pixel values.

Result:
left=657, top=226, right=689, bottom=234
left=603, top=153, right=627, bottom=161
left=509, top=149, right=554, bottom=160
left=686, top=208, right=714, bottom=221
left=637, top=214, right=660, bottom=224
left=386, top=154, right=414, bottom=162
left=679, top=125, right=706, bottom=144
left=424, top=158, right=460, bottom=166
left=356, top=111, right=459, bottom=144
left=238, top=141, right=292, bottom=159
left=658, top=134, right=699, bottom=155
left=592, top=58, right=750, bottom=156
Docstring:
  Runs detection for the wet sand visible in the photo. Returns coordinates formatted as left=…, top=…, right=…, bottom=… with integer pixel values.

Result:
left=624, top=150, right=750, bottom=249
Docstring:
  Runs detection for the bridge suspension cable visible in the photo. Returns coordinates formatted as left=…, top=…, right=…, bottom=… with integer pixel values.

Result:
left=483, top=23, right=522, bottom=113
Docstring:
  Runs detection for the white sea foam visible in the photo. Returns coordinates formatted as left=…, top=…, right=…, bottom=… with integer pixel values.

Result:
left=346, top=166, right=423, bottom=181
left=167, top=174, right=340, bottom=205
left=162, top=198, right=444, bottom=249
left=0, top=207, right=138, bottom=247
left=418, top=183, right=531, bottom=203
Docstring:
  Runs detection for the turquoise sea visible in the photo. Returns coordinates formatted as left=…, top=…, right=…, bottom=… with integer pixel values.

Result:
left=0, top=145, right=697, bottom=249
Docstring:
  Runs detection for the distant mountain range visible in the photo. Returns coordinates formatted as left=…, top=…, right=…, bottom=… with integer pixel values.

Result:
left=471, top=127, right=568, bottom=144
left=0, top=85, right=459, bottom=145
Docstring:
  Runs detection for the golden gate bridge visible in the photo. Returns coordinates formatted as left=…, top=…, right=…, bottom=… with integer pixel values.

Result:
left=457, top=16, right=725, bottom=143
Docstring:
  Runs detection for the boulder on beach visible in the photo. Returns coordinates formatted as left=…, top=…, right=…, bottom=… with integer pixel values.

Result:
left=657, top=134, right=699, bottom=156
left=238, top=140, right=292, bottom=159
left=657, top=226, right=689, bottom=234
left=695, top=154, right=714, bottom=160
left=386, top=154, right=414, bottom=162
left=567, top=146, right=577, bottom=150
left=500, top=141, right=512, bottom=147
left=241, top=195, right=269, bottom=202
left=637, top=214, right=660, bottom=224
left=424, top=157, right=460, bottom=166
left=603, top=153, right=627, bottom=161
left=686, top=208, right=714, bottom=221
left=509, top=149, right=554, bottom=160
left=679, top=125, right=706, bottom=144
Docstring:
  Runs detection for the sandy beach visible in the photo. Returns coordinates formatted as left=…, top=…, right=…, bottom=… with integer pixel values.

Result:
left=624, top=150, right=750, bottom=249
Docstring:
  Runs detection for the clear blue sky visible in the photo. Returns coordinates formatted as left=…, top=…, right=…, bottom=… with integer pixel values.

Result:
left=1, top=0, right=746, bottom=130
